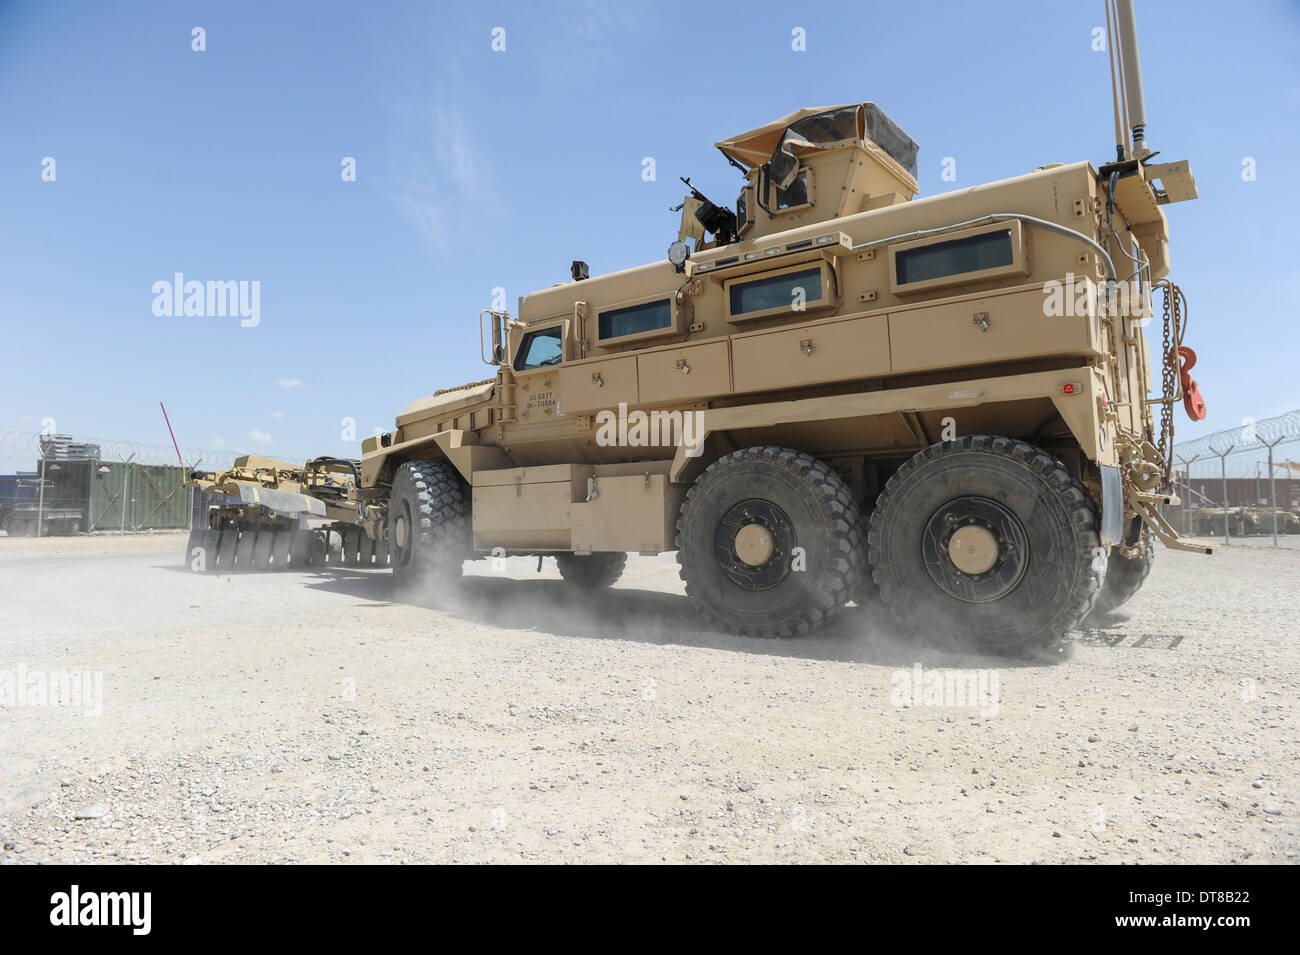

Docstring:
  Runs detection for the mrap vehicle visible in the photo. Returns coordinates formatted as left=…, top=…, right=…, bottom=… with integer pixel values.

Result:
left=189, top=0, right=1209, bottom=650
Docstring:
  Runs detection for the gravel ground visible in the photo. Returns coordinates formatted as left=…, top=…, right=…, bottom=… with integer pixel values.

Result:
left=0, top=531, right=1295, bottom=864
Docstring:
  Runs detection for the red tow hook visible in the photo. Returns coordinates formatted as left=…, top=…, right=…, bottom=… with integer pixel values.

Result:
left=1174, top=346, right=1207, bottom=421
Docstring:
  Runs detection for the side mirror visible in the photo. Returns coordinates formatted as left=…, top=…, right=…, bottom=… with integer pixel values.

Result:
left=479, top=309, right=507, bottom=365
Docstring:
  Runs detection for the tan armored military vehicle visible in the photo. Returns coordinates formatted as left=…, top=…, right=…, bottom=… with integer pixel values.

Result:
left=190, top=0, right=1209, bottom=649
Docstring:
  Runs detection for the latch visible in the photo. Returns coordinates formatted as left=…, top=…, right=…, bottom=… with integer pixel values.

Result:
left=676, top=359, right=690, bottom=374
left=800, top=338, right=814, bottom=356
left=591, top=372, right=604, bottom=388
left=972, top=311, right=990, bottom=331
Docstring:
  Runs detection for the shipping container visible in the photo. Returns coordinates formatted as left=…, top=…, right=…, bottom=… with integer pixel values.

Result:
left=32, top=459, right=191, bottom=531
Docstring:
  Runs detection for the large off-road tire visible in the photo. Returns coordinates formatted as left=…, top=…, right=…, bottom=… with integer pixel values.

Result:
left=556, top=552, right=627, bottom=590
left=676, top=446, right=862, bottom=637
left=868, top=436, right=1104, bottom=651
left=387, top=460, right=468, bottom=588
left=1087, top=525, right=1155, bottom=619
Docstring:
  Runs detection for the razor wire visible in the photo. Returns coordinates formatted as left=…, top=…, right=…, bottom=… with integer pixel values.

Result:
left=1172, top=410, right=1300, bottom=464
left=0, top=429, right=239, bottom=471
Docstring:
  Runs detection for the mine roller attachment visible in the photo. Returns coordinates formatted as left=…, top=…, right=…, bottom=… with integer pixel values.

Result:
left=184, top=508, right=324, bottom=574
left=185, top=454, right=388, bottom=574
left=868, top=436, right=1104, bottom=652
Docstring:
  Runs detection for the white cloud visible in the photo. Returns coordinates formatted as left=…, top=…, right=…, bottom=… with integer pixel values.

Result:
left=276, top=378, right=303, bottom=389
left=269, top=410, right=285, bottom=420
left=392, top=105, right=501, bottom=249
left=249, top=429, right=273, bottom=445
left=211, top=436, right=226, bottom=447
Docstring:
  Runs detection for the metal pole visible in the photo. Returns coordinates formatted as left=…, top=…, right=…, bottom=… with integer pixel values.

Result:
left=187, top=458, right=200, bottom=531
left=1265, top=438, right=1282, bottom=547
left=1175, top=455, right=1190, bottom=535
left=36, top=441, right=47, bottom=539
left=1219, top=450, right=1232, bottom=545
left=119, top=453, right=135, bottom=535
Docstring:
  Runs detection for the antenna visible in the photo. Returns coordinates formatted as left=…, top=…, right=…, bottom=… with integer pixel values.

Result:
left=1114, top=0, right=1151, bottom=158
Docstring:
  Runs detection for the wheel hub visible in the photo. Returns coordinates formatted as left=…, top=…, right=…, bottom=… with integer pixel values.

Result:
left=394, top=510, right=408, bottom=550
left=922, top=496, right=1028, bottom=602
left=947, top=524, right=999, bottom=575
left=714, top=498, right=795, bottom=590
left=734, top=523, right=775, bottom=566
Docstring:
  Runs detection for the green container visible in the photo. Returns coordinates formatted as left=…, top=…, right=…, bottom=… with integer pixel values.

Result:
left=121, top=463, right=188, bottom=530
left=38, top=459, right=189, bottom=531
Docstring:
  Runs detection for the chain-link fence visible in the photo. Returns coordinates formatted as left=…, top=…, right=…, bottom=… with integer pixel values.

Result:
left=0, top=430, right=241, bottom=538
left=1168, top=410, right=1300, bottom=546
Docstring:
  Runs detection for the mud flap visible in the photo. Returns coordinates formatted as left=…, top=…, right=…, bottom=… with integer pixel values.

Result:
left=1099, top=465, right=1124, bottom=547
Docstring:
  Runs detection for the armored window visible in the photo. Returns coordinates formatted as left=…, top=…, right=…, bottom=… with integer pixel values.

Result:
left=736, top=188, right=750, bottom=236
left=730, top=267, right=822, bottom=316
left=775, top=172, right=809, bottom=210
left=896, top=230, right=1012, bottom=285
left=514, top=326, right=563, bottom=370
left=889, top=221, right=1028, bottom=294
left=724, top=262, right=836, bottom=323
left=597, top=299, right=672, bottom=341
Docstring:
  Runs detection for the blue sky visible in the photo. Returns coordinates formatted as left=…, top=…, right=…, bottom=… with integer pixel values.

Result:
left=1, top=0, right=1297, bottom=474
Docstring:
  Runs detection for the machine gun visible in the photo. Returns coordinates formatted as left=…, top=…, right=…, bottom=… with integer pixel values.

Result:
left=671, top=176, right=737, bottom=246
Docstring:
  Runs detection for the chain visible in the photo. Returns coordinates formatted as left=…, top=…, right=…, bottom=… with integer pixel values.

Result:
left=1154, top=280, right=1186, bottom=489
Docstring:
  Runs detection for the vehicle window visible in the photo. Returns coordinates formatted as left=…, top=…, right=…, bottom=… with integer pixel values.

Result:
left=775, top=172, right=809, bottom=210
left=515, top=327, right=563, bottom=370
left=729, top=267, right=823, bottom=316
left=598, top=299, right=672, bottom=340
left=895, top=229, right=1013, bottom=286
